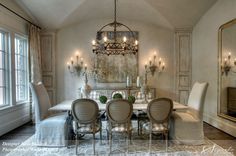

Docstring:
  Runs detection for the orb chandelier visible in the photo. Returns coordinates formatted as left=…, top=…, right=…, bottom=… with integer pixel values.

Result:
left=92, top=0, right=138, bottom=56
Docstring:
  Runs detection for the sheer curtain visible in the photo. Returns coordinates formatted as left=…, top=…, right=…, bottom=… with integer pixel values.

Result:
left=29, top=24, right=42, bottom=122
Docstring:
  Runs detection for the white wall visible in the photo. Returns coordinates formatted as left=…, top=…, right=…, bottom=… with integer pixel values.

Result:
left=56, top=19, right=175, bottom=102
left=0, top=0, right=31, bottom=136
left=192, top=0, right=236, bottom=137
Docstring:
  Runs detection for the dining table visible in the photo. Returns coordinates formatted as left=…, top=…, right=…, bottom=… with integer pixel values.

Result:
left=48, top=99, right=188, bottom=145
left=49, top=99, right=188, bottom=112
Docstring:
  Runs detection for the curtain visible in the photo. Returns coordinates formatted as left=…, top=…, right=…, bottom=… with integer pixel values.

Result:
left=29, top=24, right=41, bottom=122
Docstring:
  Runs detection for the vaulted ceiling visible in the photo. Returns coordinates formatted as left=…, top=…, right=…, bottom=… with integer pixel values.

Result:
left=14, top=0, right=217, bottom=30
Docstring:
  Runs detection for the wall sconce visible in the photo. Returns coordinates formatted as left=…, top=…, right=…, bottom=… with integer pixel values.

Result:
left=141, top=51, right=165, bottom=103
left=67, top=51, right=86, bottom=76
left=222, top=52, right=236, bottom=76
left=145, top=51, right=165, bottom=77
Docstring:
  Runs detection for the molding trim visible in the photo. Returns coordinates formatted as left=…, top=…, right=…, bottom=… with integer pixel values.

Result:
left=0, top=114, right=30, bottom=136
left=203, top=113, right=236, bottom=137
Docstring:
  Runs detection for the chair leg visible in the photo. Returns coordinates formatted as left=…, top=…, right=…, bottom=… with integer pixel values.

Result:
left=100, top=129, right=102, bottom=144
left=126, top=132, right=129, bottom=153
left=109, top=132, right=112, bottom=154
left=165, top=132, right=168, bottom=152
left=93, top=133, right=95, bottom=155
left=75, top=134, right=79, bottom=155
left=137, top=119, right=140, bottom=135
left=149, top=132, right=152, bottom=154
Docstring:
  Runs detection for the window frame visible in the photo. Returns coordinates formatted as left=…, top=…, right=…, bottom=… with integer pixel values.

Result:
left=0, top=29, right=11, bottom=108
left=0, top=25, right=29, bottom=110
left=14, top=33, right=29, bottom=104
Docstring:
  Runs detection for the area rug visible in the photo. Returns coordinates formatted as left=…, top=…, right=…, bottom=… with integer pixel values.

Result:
left=4, top=122, right=234, bottom=156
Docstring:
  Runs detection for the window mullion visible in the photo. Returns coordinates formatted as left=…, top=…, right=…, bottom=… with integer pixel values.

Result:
left=10, top=32, right=16, bottom=106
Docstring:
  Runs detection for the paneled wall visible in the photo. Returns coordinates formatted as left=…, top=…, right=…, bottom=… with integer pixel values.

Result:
left=40, top=31, right=56, bottom=105
left=175, top=28, right=192, bottom=104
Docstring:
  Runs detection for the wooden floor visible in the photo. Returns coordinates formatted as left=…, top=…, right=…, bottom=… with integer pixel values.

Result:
left=0, top=122, right=235, bottom=156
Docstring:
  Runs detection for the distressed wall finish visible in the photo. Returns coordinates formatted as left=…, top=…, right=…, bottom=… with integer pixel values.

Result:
left=192, top=0, right=236, bottom=136
left=56, top=19, right=175, bottom=102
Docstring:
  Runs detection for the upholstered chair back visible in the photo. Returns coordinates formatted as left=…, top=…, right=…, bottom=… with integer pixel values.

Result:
left=106, top=99, right=133, bottom=124
left=187, top=82, right=209, bottom=120
left=29, top=82, right=51, bottom=124
left=71, top=99, right=99, bottom=124
left=147, top=98, right=173, bottom=124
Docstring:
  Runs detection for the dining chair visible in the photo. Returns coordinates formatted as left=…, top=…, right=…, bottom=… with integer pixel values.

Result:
left=170, top=82, right=209, bottom=145
left=141, top=98, right=173, bottom=152
left=106, top=99, right=133, bottom=154
left=71, top=99, right=102, bottom=155
left=29, top=82, right=68, bottom=147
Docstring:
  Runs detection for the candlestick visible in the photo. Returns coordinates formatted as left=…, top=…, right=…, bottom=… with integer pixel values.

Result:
left=136, top=76, right=140, bottom=87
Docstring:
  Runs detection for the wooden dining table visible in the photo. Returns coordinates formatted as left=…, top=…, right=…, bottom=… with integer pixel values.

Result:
left=49, top=99, right=188, bottom=112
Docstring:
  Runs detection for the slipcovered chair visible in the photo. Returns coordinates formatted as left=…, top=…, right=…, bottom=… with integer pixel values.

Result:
left=29, top=82, right=68, bottom=147
left=71, top=99, right=102, bottom=155
left=106, top=99, right=133, bottom=154
left=170, top=82, right=209, bottom=145
left=141, top=98, right=173, bottom=152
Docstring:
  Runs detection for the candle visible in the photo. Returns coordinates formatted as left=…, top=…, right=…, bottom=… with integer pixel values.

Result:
left=92, top=40, right=96, bottom=45
left=84, top=63, right=87, bottom=70
left=123, top=36, right=127, bottom=42
left=81, top=57, right=83, bottom=64
left=159, top=58, right=162, bottom=65
left=136, top=76, right=140, bottom=87
left=154, top=51, right=157, bottom=57
left=70, top=57, right=74, bottom=65
left=145, top=62, right=148, bottom=69
left=67, top=62, right=70, bottom=69
left=149, top=57, right=152, bottom=65
left=135, top=40, right=138, bottom=45
left=103, top=36, right=107, bottom=42
left=126, top=76, right=132, bottom=87
left=162, top=63, right=165, bottom=70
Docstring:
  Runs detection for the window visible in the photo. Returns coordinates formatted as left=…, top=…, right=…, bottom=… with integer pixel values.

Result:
left=0, top=30, right=10, bottom=107
left=15, top=35, right=28, bottom=103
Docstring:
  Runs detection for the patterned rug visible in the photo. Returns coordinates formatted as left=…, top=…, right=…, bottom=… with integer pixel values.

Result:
left=4, top=122, right=234, bottom=156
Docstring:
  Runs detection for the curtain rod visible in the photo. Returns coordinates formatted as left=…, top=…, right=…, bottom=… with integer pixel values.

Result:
left=0, top=3, right=41, bottom=29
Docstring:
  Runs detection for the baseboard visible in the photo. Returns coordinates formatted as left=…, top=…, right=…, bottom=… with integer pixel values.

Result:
left=0, top=114, right=30, bottom=136
left=203, top=113, right=236, bottom=137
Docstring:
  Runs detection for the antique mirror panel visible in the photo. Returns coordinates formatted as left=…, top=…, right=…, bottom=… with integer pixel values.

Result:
left=218, top=18, right=236, bottom=122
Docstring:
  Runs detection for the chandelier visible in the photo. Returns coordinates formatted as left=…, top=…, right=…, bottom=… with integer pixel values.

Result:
left=92, top=0, right=138, bottom=56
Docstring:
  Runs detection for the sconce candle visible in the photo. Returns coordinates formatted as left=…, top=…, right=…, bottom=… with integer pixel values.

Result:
left=126, top=75, right=132, bottom=87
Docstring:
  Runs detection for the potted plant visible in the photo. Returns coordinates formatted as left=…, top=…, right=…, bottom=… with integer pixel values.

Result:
left=112, top=93, right=123, bottom=99
left=99, top=95, right=108, bottom=104
left=128, top=95, right=136, bottom=104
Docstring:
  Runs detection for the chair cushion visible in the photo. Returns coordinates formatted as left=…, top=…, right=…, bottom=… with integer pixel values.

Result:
left=40, top=113, right=67, bottom=126
left=143, top=122, right=168, bottom=132
left=76, top=123, right=100, bottom=133
left=107, top=123, right=133, bottom=132
left=172, top=112, right=199, bottom=123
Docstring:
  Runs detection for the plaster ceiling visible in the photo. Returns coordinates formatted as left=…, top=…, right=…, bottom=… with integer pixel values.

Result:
left=14, top=0, right=217, bottom=30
